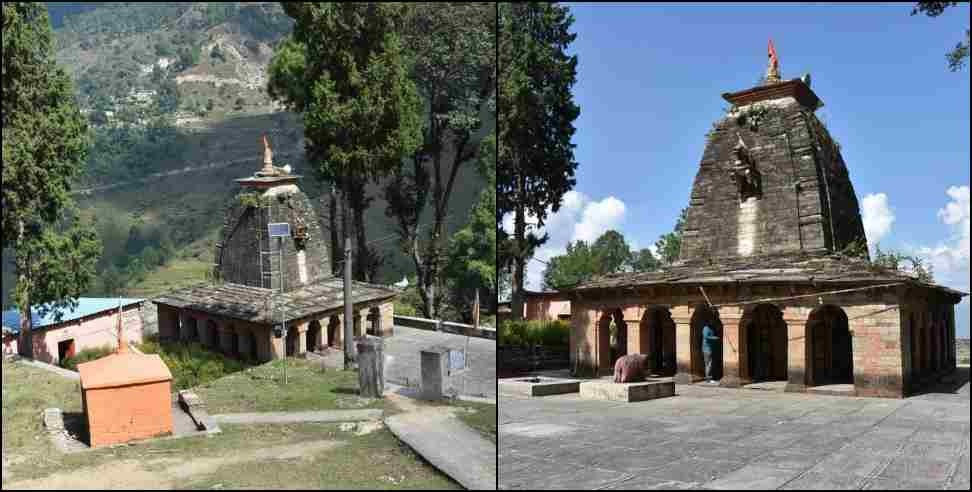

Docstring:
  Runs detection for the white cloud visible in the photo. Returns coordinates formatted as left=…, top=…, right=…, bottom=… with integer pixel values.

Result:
left=501, top=191, right=628, bottom=291
left=913, top=185, right=970, bottom=337
left=861, top=192, right=895, bottom=249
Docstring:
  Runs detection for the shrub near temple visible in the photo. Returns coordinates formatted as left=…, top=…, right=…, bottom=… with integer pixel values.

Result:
left=499, top=320, right=569, bottom=348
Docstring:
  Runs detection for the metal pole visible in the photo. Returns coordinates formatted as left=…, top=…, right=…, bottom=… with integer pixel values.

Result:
left=280, top=236, right=287, bottom=385
left=343, top=172, right=355, bottom=370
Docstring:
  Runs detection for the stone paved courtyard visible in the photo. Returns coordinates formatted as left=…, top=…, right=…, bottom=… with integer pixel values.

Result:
left=499, top=369, right=970, bottom=490
left=384, top=326, right=496, bottom=399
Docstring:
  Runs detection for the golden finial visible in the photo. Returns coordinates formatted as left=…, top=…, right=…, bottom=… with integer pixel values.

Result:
left=765, top=39, right=782, bottom=84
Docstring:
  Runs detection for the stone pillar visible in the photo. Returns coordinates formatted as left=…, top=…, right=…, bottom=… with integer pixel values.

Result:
left=673, top=317, right=693, bottom=384
left=270, top=331, right=285, bottom=359
left=420, top=346, right=450, bottom=400
left=296, top=322, right=308, bottom=355
left=784, top=310, right=810, bottom=393
left=331, top=314, right=344, bottom=348
left=379, top=302, right=394, bottom=337
left=720, top=319, right=744, bottom=388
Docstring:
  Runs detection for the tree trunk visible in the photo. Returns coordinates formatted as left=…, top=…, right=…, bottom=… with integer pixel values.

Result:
left=16, top=220, right=32, bottom=358
left=329, top=184, right=340, bottom=276
left=353, top=200, right=368, bottom=282
left=512, top=175, right=526, bottom=321
left=356, top=336, right=384, bottom=398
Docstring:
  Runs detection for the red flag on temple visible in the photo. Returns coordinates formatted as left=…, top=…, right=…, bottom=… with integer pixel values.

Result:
left=768, top=39, right=779, bottom=69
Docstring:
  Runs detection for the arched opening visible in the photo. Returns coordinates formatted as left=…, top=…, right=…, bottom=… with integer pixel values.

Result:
left=367, top=307, right=381, bottom=336
left=185, top=317, right=198, bottom=343
left=205, top=320, right=218, bottom=349
left=690, top=304, right=723, bottom=382
left=640, top=307, right=676, bottom=377
left=327, top=316, right=340, bottom=348
left=307, top=320, right=322, bottom=353
left=910, top=313, right=920, bottom=381
left=806, top=305, right=853, bottom=386
left=743, top=304, right=788, bottom=383
left=607, top=309, right=627, bottom=367
left=286, top=326, right=299, bottom=356
left=248, top=331, right=258, bottom=361
left=226, top=326, right=239, bottom=358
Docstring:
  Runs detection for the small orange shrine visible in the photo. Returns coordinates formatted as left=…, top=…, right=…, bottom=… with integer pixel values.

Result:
left=77, top=303, right=173, bottom=447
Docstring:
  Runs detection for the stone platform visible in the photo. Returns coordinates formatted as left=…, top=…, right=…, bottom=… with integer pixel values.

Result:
left=579, top=380, right=675, bottom=402
left=498, top=377, right=581, bottom=397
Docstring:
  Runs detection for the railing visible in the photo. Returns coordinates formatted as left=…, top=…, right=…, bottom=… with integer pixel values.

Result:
left=393, top=315, right=496, bottom=341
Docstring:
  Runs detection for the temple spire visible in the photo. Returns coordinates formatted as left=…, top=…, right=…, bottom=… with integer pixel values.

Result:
left=261, top=134, right=274, bottom=175
left=764, top=39, right=782, bottom=85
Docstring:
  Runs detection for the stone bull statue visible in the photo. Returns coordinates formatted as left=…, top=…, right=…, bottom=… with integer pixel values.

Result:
left=613, top=353, right=649, bottom=383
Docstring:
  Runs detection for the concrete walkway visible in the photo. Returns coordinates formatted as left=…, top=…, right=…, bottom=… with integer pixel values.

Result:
left=212, top=409, right=382, bottom=425
left=386, top=408, right=497, bottom=490
left=15, top=357, right=79, bottom=380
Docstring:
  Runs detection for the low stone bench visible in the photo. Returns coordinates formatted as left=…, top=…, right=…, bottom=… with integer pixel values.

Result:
left=498, top=377, right=581, bottom=397
left=579, top=380, right=675, bottom=402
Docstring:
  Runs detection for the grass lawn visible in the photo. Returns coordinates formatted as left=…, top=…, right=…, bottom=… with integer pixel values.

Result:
left=453, top=401, right=497, bottom=444
left=1, top=357, right=458, bottom=489
left=1, top=357, right=82, bottom=477
left=125, top=258, right=211, bottom=299
left=195, top=358, right=384, bottom=414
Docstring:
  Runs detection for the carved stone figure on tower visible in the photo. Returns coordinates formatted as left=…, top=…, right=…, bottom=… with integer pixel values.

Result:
left=729, top=133, right=761, bottom=201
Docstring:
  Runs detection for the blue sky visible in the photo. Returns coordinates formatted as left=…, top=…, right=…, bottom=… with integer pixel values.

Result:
left=520, top=3, right=970, bottom=336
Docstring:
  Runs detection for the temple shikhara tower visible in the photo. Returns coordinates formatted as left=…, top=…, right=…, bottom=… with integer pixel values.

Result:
left=566, top=42, right=966, bottom=398
left=152, top=137, right=397, bottom=362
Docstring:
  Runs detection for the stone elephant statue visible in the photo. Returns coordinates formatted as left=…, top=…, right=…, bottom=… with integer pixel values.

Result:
left=613, top=353, right=649, bottom=383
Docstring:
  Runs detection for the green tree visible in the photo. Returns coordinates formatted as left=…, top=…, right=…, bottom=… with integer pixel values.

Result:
left=444, top=133, right=497, bottom=323
left=655, top=208, right=687, bottom=265
left=628, top=247, right=661, bottom=272
left=498, top=2, right=581, bottom=320
left=2, top=2, right=102, bottom=355
left=384, top=2, right=496, bottom=318
left=912, top=2, right=969, bottom=71
left=542, top=240, right=596, bottom=291
left=592, top=230, right=631, bottom=274
left=268, top=3, right=422, bottom=282
left=542, top=229, right=638, bottom=290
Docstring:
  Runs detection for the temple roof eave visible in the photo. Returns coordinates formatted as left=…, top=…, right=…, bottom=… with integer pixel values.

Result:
left=151, top=278, right=400, bottom=325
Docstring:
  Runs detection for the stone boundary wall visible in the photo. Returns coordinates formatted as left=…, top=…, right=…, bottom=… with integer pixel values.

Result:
left=498, top=344, right=570, bottom=376
left=393, top=315, right=496, bottom=341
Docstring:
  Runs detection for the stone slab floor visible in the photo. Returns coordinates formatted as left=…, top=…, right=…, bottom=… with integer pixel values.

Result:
left=383, top=326, right=497, bottom=399
left=499, top=368, right=970, bottom=490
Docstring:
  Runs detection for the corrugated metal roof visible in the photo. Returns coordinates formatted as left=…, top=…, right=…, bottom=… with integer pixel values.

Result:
left=2, top=298, right=144, bottom=335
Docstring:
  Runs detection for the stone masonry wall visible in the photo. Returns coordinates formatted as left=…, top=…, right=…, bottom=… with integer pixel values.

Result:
left=567, top=283, right=956, bottom=398
left=216, top=186, right=329, bottom=291
left=681, top=97, right=867, bottom=262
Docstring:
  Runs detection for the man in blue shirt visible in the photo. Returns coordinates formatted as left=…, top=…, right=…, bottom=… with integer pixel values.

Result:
left=702, top=323, right=720, bottom=384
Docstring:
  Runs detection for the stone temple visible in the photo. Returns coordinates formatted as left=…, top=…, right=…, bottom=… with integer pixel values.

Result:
left=152, top=137, right=397, bottom=361
left=566, top=44, right=966, bottom=398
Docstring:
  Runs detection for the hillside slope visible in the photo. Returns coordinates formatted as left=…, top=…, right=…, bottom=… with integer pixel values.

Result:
left=1, top=3, right=489, bottom=306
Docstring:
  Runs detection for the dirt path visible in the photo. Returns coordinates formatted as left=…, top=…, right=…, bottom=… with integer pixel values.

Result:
left=3, top=439, right=344, bottom=490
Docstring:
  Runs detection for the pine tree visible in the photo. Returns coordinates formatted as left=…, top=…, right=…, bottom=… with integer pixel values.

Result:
left=268, top=3, right=422, bottom=282
left=2, top=2, right=102, bottom=356
left=498, top=2, right=581, bottom=319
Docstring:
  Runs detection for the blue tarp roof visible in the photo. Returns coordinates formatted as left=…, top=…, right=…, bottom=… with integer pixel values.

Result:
left=2, top=298, right=143, bottom=335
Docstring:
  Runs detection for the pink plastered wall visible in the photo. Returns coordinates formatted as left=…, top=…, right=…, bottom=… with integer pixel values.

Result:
left=28, top=304, right=144, bottom=364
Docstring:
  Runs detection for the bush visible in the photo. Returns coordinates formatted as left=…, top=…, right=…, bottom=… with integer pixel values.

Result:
left=499, top=320, right=569, bottom=348
left=60, top=344, right=115, bottom=371
left=138, top=334, right=249, bottom=390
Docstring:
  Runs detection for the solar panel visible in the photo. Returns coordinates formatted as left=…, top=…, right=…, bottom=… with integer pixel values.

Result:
left=268, top=223, right=291, bottom=238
